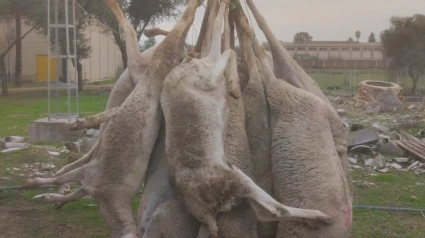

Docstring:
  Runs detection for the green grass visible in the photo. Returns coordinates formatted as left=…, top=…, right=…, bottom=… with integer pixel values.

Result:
left=351, top=171, right=425, bottom=237
left=0, top=90, right=109, bottom=137
left=310, top=69, right=424, bottom=95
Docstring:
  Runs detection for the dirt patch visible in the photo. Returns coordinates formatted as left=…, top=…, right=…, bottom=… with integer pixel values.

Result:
left=0, top=202, right=105, bottom=238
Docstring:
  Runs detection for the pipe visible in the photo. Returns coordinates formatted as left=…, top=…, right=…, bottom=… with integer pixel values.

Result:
left=353, top=205, right=425, bottom=213
left=0, top=185, right=60, bottom=190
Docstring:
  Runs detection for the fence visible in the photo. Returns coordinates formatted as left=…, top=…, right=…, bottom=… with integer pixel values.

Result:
left=306, top=68, right=425, bottom=97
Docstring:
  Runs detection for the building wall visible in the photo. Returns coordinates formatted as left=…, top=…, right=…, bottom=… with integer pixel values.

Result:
left=0, top=20, right=123, bottom=83
left=264, top=41, right=385, bottom=61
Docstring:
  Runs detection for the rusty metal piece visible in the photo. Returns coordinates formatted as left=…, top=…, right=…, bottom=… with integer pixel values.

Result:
left=394, top=140, right=425, bottom=162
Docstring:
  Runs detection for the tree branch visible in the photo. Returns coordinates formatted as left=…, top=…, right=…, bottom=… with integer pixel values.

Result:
left=0, top=26, right=36, bottom=59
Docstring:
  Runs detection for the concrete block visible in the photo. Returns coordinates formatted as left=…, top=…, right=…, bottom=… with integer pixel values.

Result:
left=28, top=118, right=84, bottom=143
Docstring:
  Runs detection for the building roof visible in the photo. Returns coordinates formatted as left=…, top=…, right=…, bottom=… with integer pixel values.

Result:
left=262, top=41, right=382, bottom=50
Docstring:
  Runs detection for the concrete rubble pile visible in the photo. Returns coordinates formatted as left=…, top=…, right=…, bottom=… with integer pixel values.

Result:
left=347, top=124, right=425, bottom=175
left=23, top=1, right=353, bottom=237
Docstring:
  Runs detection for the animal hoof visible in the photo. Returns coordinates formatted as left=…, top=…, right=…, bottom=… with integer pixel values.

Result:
left=53, top=202, right=66, bottom=209
left=70, top=120, right=84, bottom=131
left=23, top=179, right=37, bottom=188
left=33, top=194, right=49, bottom=202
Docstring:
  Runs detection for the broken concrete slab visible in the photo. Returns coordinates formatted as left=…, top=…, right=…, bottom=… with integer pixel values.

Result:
left=365, top=158, right=375, bottom=166
left=28, top=118, right=84, bottom=143
left=347, top=157, right=358, bottom=164
left=394, top=157, right=410, bottom=163
left=1, top=148, right=25, bottom=153
left=390, top=163, right=403, bottom=169
left=48, top=151, right=60, bottom=156
left=3, top=136, right=25, bottom=143
left=377, top=140, right=404, bottom=157
left=347, top=127, right=379, bottom=147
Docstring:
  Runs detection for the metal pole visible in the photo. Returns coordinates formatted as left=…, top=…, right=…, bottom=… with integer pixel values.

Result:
left=107, top=33, right=109, bottom=78
left=72, top=0, right=79, bottom=118
left=89, top=26, right=92, bottom=82
left=54, top=0, right=59, bottom=119
left=65, top=0, right=71, bottom=121
left=47, top=0, right=51, bottom=120
left=99, top=28, right=101, bottom=81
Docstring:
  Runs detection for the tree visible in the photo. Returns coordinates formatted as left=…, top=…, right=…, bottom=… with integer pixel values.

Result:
left=293, top=32, right=312, bottom=42
left=142, top=37, right=156, bottom=51
left=0, top=0, right=41, bottom=94
left=368, top=32, right=376, bottom=43
left=27, top=0, right=93, bottom=91
left=355, top=30, right=361, bottom=42
left=127, top=0, right=186, bottom=39
left=381, top=14, right=425, bottom=94
left=85, top=0, right=186, bottom=68
left=347, top=37, right=354, bottom=42
left=0, top=0, right=41, bottom=88
left=14, top=0, right=23, bottom=87
left=0, top=26, right=36, bottom=96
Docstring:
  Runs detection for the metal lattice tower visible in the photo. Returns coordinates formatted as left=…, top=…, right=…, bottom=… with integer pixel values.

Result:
left=47, top=0, right=79, bottom=121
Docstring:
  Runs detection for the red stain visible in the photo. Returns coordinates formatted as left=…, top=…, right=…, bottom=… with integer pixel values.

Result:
left=344, top=206, right=352, bottom=227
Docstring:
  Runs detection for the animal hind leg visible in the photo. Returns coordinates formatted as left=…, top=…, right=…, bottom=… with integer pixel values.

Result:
left=24, top=166, right=85, bottom=188
left=229, top=165, right=333, bottom=224
left=70, top=107, right=120, bottom=131
left=144, top=28, right=170, bottom=37
left=33, top=187, right=87, bottom=205
left=104, top=0, right=144, bottom=78
left=55, top=141, right=98, bottom=176
left=97, top=197, right=138, bottom=238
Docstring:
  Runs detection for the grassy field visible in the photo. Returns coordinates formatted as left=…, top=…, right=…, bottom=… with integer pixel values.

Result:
left=0, top=80, right=425, bottom=237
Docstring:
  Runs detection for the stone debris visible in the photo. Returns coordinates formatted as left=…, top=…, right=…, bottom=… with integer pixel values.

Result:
left=1, top=148, right=25, bottom=153
left=1, top=136, right=30, bottom=153
left=48, top=151, right=60, bottom=156
left=389, top=163, right=402, bottom=169
left=3, top=136, right=25, bottom=143
left=347, top=127, right=379, bottom=147
left=394, top=157, right=410, bottom=163
left=347, top=157, right=358, bottom=164
left=336, top=108, right=346, bottom=117
left=365, top=90, right=404, bottom=115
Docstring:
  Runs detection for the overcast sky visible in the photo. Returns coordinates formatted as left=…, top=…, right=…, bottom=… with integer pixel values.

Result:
left=140, top=0, right=425, bottom=45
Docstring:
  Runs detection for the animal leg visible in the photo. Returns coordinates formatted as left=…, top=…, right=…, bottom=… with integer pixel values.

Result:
left=55, top=141, right=97, bottom=176
left=200, top=0, right=220, bottom=58
left=24, top=166, right=84, bottom=188
left=223, top=4, right=241, bottom=99
left=104, top=0, right=141, bottom=71
left=33, top=187, right=87, bottom=204
left=196, top=50, right=234, bottom=91
left=245, top=0, right=328, bottom=102
left=144, top=28, right=170, bottom=37
left=70, top=107, right=120, bottom=131
left=206, top=0, right=230, bottom=62
left=97, top=198, right=138, bottom=238
left=197, top=225, right=211, bottom=238
left=230, top=165, right=333, bottom=224
left=190, top=0, right=211, bottom=58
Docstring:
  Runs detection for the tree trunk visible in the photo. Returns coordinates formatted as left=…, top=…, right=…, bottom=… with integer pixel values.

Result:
left=0, top=56, right=8, bottom=96
left=77, top=60, right=83, bottom=91
left=112, top=31, right=127, bottom=69
left=408, top=70, right=419, bottom=95
left=136, top=18, right=150, bottom=41
left=14, top=1, right=23, bottom=88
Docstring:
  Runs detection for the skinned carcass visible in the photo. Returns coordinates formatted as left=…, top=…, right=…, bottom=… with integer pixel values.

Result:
left=159, top=1, right=332, bottom=237
left=24, top=0, right=200, bottom=237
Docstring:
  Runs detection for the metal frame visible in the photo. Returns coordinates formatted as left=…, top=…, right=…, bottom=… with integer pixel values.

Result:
left=47, top=0, right=79, bottom=121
